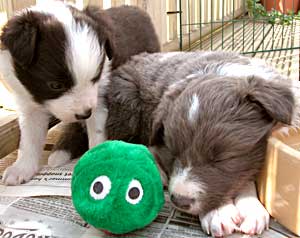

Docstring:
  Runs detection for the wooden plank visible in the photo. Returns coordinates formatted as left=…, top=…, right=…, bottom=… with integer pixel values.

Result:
left=269, top=219, right=299, bottom=237
left=255, top=21, right=300, bottom=80
left=0, top=79, right=17, bottom=111
left=188, top=20, right=299, bottom=80
left=0, top=123, right=63, bottom=176
left=86, top=0, right=103, bottom=7
left=1, top=0, right=13, bottom=18
left=111, top=0, right=125, bottom=6
left=0, top=110, right=60, bottom=160
left=146, top=0, right=167, bottom=48
left=102, top=0, right=111, bottom=9
left=12, top=0, right=36, bottom=12
left=167, top=0, right=178, bottom=42
left=0, top=111, right=19, bottom=159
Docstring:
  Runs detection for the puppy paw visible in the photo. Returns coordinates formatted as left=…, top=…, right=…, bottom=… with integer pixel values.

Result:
left=48, top=150, right=71, bottom=168
left=3, top=161, right=39, bottom=185
left=236, top=198, right=269, bottom=235
left=200, top=203, right=241, bottom=237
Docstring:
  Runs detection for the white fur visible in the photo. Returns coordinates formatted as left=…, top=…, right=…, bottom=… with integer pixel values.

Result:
left=158, top=52, right=181, bottom=62
left=169, top=167, right=206, bottom=215
left=86, top=59, right=111, bottom=148
left=234, top=182, right=269, bottom=235
left=218, top=60, right=279, bottom=80
left=200, top=202, right=241, bottom=237
left=186, top=72, right=200, bottom=79
left=188, top=94, right=200, bottom=122
left=86, top=99, right=108, bottom=148
left=169, top=167, right=205, bottom=214
left=48, top=150, right=71, bottom=168
left=200, top=183, right=269, bottom=236
left=65, top=23, right=102, bottom=87
left=3, top=108, right=50, bottom=185
left=184, top=54, right=280, bottom=81
left=30, top=1, right=74, bottom=23
left=44, top=82, right=99, bottom=122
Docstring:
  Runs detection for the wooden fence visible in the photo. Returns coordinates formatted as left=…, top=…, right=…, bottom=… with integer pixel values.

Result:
left=0, top=0, right=244, bottom=51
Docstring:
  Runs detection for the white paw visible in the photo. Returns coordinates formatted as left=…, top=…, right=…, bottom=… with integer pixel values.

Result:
left=48, top=150, right=71, bottom=168
left=3, top=161, right=39, bottom=185
left=236, top=198, right=269, bottom=235
left=88, top=135, right=105, bottom=149
left=200, top=203, right=241, bottom=237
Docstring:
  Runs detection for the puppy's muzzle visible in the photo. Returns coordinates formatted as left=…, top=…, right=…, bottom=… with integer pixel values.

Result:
left=170, top=194, right=195, bottom=210
left=75, top=109, right=92, bottom=120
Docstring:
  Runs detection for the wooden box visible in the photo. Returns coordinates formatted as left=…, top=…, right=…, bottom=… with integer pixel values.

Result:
left=258, top=127, right=300, bottom=236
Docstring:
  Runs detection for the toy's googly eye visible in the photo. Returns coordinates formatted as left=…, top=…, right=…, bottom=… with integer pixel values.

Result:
left=126, top=179, right=143, bottom=205
left=90, top=176, right=111, bottom=200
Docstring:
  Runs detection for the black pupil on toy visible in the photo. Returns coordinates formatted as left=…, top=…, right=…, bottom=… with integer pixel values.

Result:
left=129, top=187, right=140, bottom=199
left=93, top=182, right=103, bottom=194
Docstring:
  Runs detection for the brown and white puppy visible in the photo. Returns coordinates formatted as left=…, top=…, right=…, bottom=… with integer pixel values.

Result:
left=0, top=1, right=159, bottom=185
left=102, top=51, right=298, bottom=237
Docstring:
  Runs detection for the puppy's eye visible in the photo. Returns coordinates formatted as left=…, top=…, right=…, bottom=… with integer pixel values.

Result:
left=90, top=175, right=111, bottom=200
left=126, top=179, right=143, bottom=205
left=47, top=81, right=67, bottom=91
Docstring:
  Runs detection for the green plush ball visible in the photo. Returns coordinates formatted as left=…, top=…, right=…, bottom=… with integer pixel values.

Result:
left=71, top=140, right=165, bottom=234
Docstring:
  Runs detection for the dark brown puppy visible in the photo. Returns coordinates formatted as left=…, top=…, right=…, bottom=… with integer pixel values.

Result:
left=104, top=51, right=294, bottom=217
left=84, top=5, right=160, bottom=69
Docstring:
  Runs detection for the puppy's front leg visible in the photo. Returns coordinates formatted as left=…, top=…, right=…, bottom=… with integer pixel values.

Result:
left=86, top=99, right=108, bottom=149
left=200, top=201, right=241, bottom=237
left=234, top=182, right=270, bottom=235
left=3, top=107, right=49, bottom=185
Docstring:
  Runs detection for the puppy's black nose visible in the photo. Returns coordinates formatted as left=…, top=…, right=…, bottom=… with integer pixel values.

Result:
left=75, top=109, right=92, bottom=120
left=170, top=194, right=195, bottom=210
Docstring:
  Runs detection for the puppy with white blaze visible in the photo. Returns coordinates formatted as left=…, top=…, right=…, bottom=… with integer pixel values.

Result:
left=96, top=51, right=299, bottom=237
left=0, top=1, right=160, bottom=185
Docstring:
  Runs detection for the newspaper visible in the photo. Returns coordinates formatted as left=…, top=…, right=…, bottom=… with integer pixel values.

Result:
left=0, top=151, right=74, bottom=197
left=0, top=194, right=210, bottom=238
left=0, top=194, right=286, bottom=238
left=0, top=126, right=289, bottom=238
left=0, top=124, right=209, bottom=237
left=0, top=196, right=91, bottom=238
left=0, top=124, right=74, bottom=197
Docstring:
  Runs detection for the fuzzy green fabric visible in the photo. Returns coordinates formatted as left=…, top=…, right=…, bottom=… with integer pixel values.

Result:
left=71, top=140, right=165, bottom=234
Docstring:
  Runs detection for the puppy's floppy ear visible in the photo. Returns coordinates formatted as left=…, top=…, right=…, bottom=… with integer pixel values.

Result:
left=242, top=76, right=294, bottom=125
left=83, top=6, right=115, bottom=60
left=150, top=106, right=166, bottom=146
left=150, top=78, right=193, bottom=146
left=104, top=38, right=114, bottom=60
left=1, top=11, right=38, bottom=68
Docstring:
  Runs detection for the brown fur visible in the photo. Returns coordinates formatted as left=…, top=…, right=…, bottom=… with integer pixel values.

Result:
left=84, top=5, right=160, bottom=69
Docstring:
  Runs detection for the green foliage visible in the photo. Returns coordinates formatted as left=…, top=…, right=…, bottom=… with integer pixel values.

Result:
left=246, top=0, right=298, bottom=25
left=295, top=10, right=300, bottom=20
left=246, top=0, right=267, bottom=17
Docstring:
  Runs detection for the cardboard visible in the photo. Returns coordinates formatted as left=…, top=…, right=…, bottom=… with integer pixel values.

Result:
left=258, top=127, right=300, bottom=236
